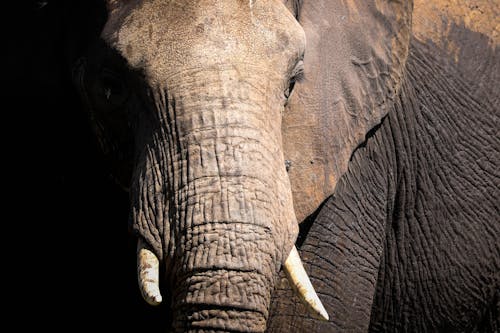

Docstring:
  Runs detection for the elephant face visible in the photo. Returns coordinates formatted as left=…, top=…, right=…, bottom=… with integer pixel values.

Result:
left=76, top=0, right=308, bottom=331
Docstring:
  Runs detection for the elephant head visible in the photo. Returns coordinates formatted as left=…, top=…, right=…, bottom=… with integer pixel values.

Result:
left=74, top=0, right=412, bottom=331
left=75, top=0, right=330, bottom=331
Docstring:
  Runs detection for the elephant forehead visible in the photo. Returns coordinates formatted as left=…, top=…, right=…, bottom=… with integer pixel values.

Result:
left=101, top=0, right=305, bottom=78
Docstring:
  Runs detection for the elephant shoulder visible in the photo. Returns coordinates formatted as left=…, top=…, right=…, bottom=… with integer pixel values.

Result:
left=412, top=0, right=500, bottom=104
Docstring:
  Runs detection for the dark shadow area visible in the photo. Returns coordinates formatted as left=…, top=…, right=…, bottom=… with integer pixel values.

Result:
left=7, top=1, right=165, bottom=330
left=296, top=199, right=327, bottom=248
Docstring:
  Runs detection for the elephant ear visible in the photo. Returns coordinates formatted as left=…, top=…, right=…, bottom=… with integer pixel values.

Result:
left=283, top=0, right=412, bottom=222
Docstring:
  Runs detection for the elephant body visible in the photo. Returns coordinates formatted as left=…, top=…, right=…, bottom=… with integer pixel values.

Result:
left=269, top=39, right=500, bottom=332
left=17, top=0, right=499, bottom=332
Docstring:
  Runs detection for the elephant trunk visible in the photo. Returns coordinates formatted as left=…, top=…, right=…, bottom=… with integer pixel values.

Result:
left=166, top=143, right=294, bottom=332
left=171, top=220, right=277, bottom=332
left=130, top=69, right=299, bottom=332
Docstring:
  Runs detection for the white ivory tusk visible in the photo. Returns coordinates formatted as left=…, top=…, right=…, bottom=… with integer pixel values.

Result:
left=137, top=238, right=162, bottom=306
left=284, top=246, right=329, bottom=321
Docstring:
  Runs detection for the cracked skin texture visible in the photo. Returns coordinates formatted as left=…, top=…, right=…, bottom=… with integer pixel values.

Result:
left=411, top=0, right=499, bottom=105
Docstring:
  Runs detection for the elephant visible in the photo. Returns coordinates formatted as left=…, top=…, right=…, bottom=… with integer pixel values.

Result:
left=21, top=0, right=499, bottom=332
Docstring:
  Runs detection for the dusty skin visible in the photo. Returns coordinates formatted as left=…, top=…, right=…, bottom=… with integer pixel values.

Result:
left=413, top=0, right=499, bottom=60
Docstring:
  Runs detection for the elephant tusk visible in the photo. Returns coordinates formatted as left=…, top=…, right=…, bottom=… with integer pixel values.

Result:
left=284, top=246, right=329, bottom=321
left=137, top=238, right=162, bottom=306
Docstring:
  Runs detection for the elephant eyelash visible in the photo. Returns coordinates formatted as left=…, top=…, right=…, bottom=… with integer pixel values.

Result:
left=292, top=69, right=304, bottom=83
left=291, top=60, right=305, bottom=83
left=285, top=61, right=304, bottom=102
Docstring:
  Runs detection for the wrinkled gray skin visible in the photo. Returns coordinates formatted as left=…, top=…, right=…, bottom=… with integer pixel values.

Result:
left=268, top=1, right=499, bottom=332
left=72, top=0, right=499, bottom=332
left=78, top=0, right=303, bottom=331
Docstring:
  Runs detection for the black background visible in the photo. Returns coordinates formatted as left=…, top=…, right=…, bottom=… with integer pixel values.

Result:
left=7, top=1, right=165, bottom=329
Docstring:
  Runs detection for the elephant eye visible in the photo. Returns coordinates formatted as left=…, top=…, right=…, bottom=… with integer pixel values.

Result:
left=97, top=69, right=129, bottom=107
left=285, top=60, right=304, bottom=102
